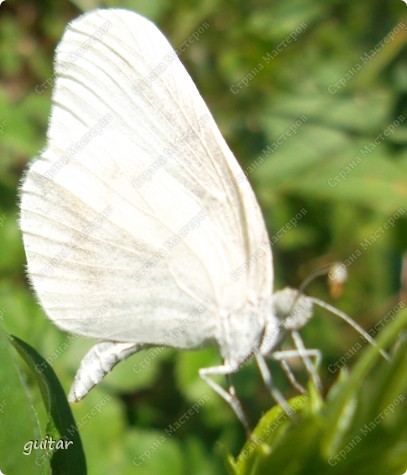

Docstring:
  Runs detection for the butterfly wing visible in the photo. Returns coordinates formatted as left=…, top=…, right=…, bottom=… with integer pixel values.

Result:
left=20, top=9, right=272, bottom=353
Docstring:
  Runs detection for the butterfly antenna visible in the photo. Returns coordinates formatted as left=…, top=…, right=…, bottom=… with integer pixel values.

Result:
left=309, top=296, right=391, bottom=362
left=298, top=262, right=345, bottom=294
left=288, top=262, right=345, bottom=310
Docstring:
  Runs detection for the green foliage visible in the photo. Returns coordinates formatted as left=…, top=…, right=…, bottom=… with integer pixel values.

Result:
left=11, top=334, right=86, bottom=474
left=0, top=322, right=44, bottom=475
left=0, top=0, right=406, bottom=474
left=228, top=308, right=407, bottom=475
left=0, top=323, right=86, bottom=474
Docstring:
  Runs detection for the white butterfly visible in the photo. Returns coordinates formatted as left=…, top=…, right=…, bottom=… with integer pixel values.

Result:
left=20, top=9, right=386, bottom=432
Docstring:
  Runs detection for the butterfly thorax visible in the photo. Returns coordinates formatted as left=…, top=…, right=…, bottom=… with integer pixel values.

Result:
left=216, top=298, right=269, bottom=367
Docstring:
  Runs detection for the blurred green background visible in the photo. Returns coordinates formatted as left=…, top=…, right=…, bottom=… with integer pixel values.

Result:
left=0, top=0, right=406, bottom=474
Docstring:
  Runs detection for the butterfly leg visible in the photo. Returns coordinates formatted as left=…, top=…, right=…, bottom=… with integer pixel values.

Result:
left=199, top=363, right=250, bottom=435
left=254, top=351, right=296, bottom=418
left=68, top=341, right=146, bottom=402
left=271, top=348, right=322, bottom=394
left=280, top=359, right=306, bottom=394
left=290, top=330, right=322, bottom=391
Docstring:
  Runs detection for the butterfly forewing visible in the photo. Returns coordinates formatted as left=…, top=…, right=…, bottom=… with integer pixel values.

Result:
left=20, top=9, right=272, bottom=353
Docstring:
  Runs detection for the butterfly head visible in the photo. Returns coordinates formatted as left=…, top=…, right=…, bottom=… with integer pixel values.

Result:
left=259, top=287, right=314, bottom=355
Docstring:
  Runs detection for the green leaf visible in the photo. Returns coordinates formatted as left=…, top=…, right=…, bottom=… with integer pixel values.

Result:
left=11, top=334, right=87, bottom=475
left=0, top=323, right=46, bottom=475
left=229, top=307, right=407, bottom=475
